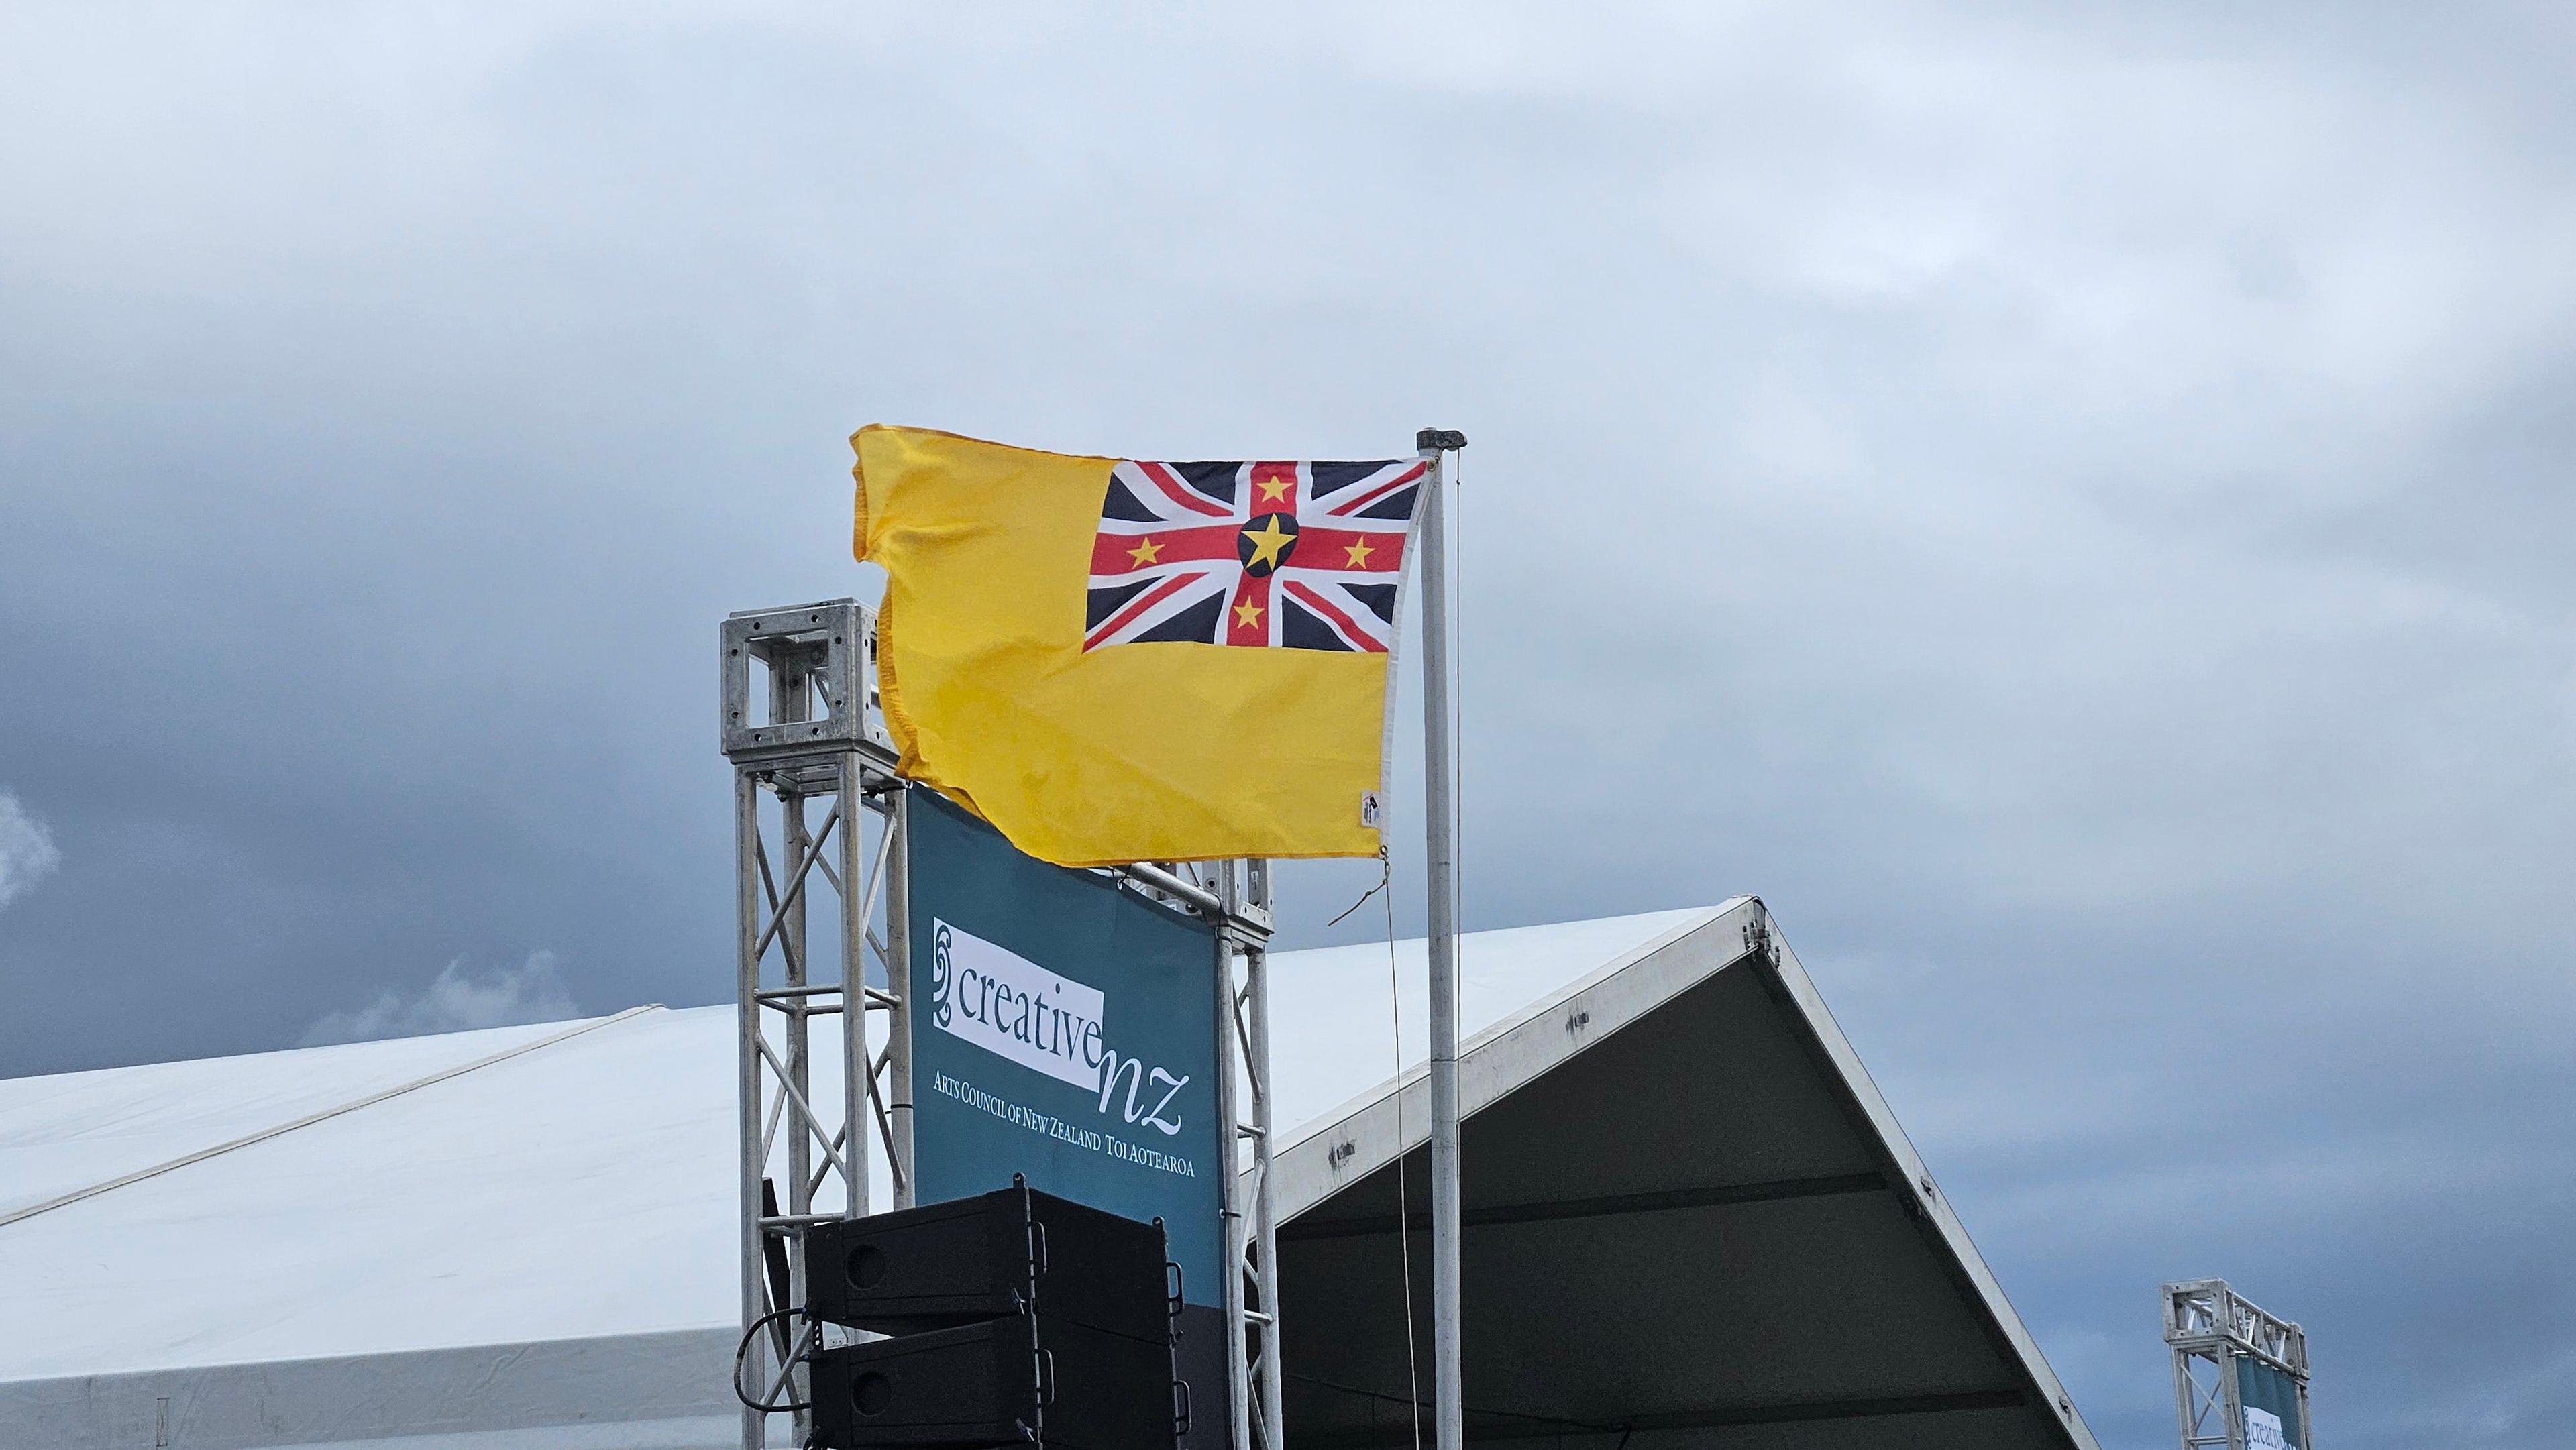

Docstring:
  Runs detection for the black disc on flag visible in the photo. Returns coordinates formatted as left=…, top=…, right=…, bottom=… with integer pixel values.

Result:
left=1238, top=513, right=1300, bottom=577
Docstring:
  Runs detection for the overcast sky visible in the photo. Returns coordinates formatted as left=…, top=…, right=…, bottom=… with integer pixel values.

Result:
left=5, top=3, right=2575, bottom=1444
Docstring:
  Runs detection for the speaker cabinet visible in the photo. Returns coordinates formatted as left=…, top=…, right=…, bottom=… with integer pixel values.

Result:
left=810, top=1314, right=1180, bottom=1450
left=807, top=1182, right=1173, bottom=1341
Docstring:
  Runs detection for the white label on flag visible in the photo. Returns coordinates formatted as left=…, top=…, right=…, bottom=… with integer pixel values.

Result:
left=2245, top=1406, right=2287, bottom=1450
left=928, top=919, right=1108, bottom=1091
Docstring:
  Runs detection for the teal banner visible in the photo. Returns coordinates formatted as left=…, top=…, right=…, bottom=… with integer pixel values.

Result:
left=2236, top=1360, right=2304, bottom=1450
left=905, top=789, right=1227, bottom=1302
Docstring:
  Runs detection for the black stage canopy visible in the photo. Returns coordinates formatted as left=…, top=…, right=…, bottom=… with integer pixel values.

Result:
left=1268, top=899, right=2096, bottom=1450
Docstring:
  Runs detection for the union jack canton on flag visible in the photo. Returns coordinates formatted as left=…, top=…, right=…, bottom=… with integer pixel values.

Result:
left=1083, top=459, right=1428, bottom=653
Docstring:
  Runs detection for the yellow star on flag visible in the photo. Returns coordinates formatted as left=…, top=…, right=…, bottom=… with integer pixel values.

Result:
left=1126, top=537, right=1163, bottom=566
left=1234, top=598, right=1264, bottom=628
left=1343, top=539, right=1375, bottom=568
left=1257, top=475, right=1293, bottom=503
left=1242, top=516, right=1295, bottom=570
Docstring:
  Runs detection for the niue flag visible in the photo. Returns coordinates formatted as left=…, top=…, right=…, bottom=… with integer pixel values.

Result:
left=851, top=426, right=1429, bottom=867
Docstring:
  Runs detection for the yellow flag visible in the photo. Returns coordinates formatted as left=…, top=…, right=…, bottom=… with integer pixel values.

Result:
left=852, top=425, right=1428, bottom=867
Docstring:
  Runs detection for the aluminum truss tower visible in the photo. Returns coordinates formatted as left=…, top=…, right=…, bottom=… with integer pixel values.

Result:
left=2163, top=1278, right=2313, bottom=1450
left=722, top=600, right=906, bottom=1450
left=720, top=600, right=1283, bottom=1450
left=1214, top=858, right=1283, bottom=1450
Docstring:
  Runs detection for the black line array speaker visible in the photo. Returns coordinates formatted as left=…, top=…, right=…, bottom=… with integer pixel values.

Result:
left=805, top=1181, right=1172, bottom=1339
left=804, top=1180, right=1187, bottom=1450
left=810, top=1313, right=1180, bottom=1450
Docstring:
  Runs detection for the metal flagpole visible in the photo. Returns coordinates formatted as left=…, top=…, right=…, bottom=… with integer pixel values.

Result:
left=1414, top=426, right=1466, bottom=1450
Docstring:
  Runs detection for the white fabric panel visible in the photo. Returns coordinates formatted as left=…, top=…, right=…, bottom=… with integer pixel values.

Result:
left=0, top=1007, right=736, bottom=1377
left=0, top=1021, right=576, bottom=1221
left=0, top=1329, right=737, bottom=1450
left=1263, top=907, right=1721, bottom=1134
left=0, top=909, right=1718, bottom=1392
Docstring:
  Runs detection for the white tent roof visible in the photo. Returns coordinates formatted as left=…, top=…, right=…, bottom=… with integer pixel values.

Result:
left=0, top=909, right=1711, bottom=1383
left=1, top=1006, right=734, bottom=1377
left=0, top=905, right=2094, bottom=1449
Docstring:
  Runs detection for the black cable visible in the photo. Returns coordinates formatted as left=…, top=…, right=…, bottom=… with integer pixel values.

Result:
left=733, top=1307, right=815, bottom=1414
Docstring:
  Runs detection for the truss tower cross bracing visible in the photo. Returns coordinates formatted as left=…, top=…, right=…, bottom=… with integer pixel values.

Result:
left=720, top=600, right=1283, bottom=1450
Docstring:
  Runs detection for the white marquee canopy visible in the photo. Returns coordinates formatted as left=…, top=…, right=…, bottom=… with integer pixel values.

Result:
left=0, top=905, right=2096, bottom=1450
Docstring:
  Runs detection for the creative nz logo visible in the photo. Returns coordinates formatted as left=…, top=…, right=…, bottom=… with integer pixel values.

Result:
left=929, top=921, right=1189, bottom=1135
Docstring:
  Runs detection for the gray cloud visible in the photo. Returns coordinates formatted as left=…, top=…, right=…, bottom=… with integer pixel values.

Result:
left=2, top=3, right=2573, bottom=1445
left=0, top=791, right=60, bottom=912
left=298, top=951, right=579, bottom=1048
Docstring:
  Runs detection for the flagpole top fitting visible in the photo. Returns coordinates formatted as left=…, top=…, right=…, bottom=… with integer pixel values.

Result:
left=1415, top=428, right=1468, bottom=452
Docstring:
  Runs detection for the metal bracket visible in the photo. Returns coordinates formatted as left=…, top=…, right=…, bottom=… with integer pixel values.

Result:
left=1220, top=858, right=1277, bottom=938
left=721, top=600, right=890, bottom=766
left=1741, top=902, right=1775, bottom=965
